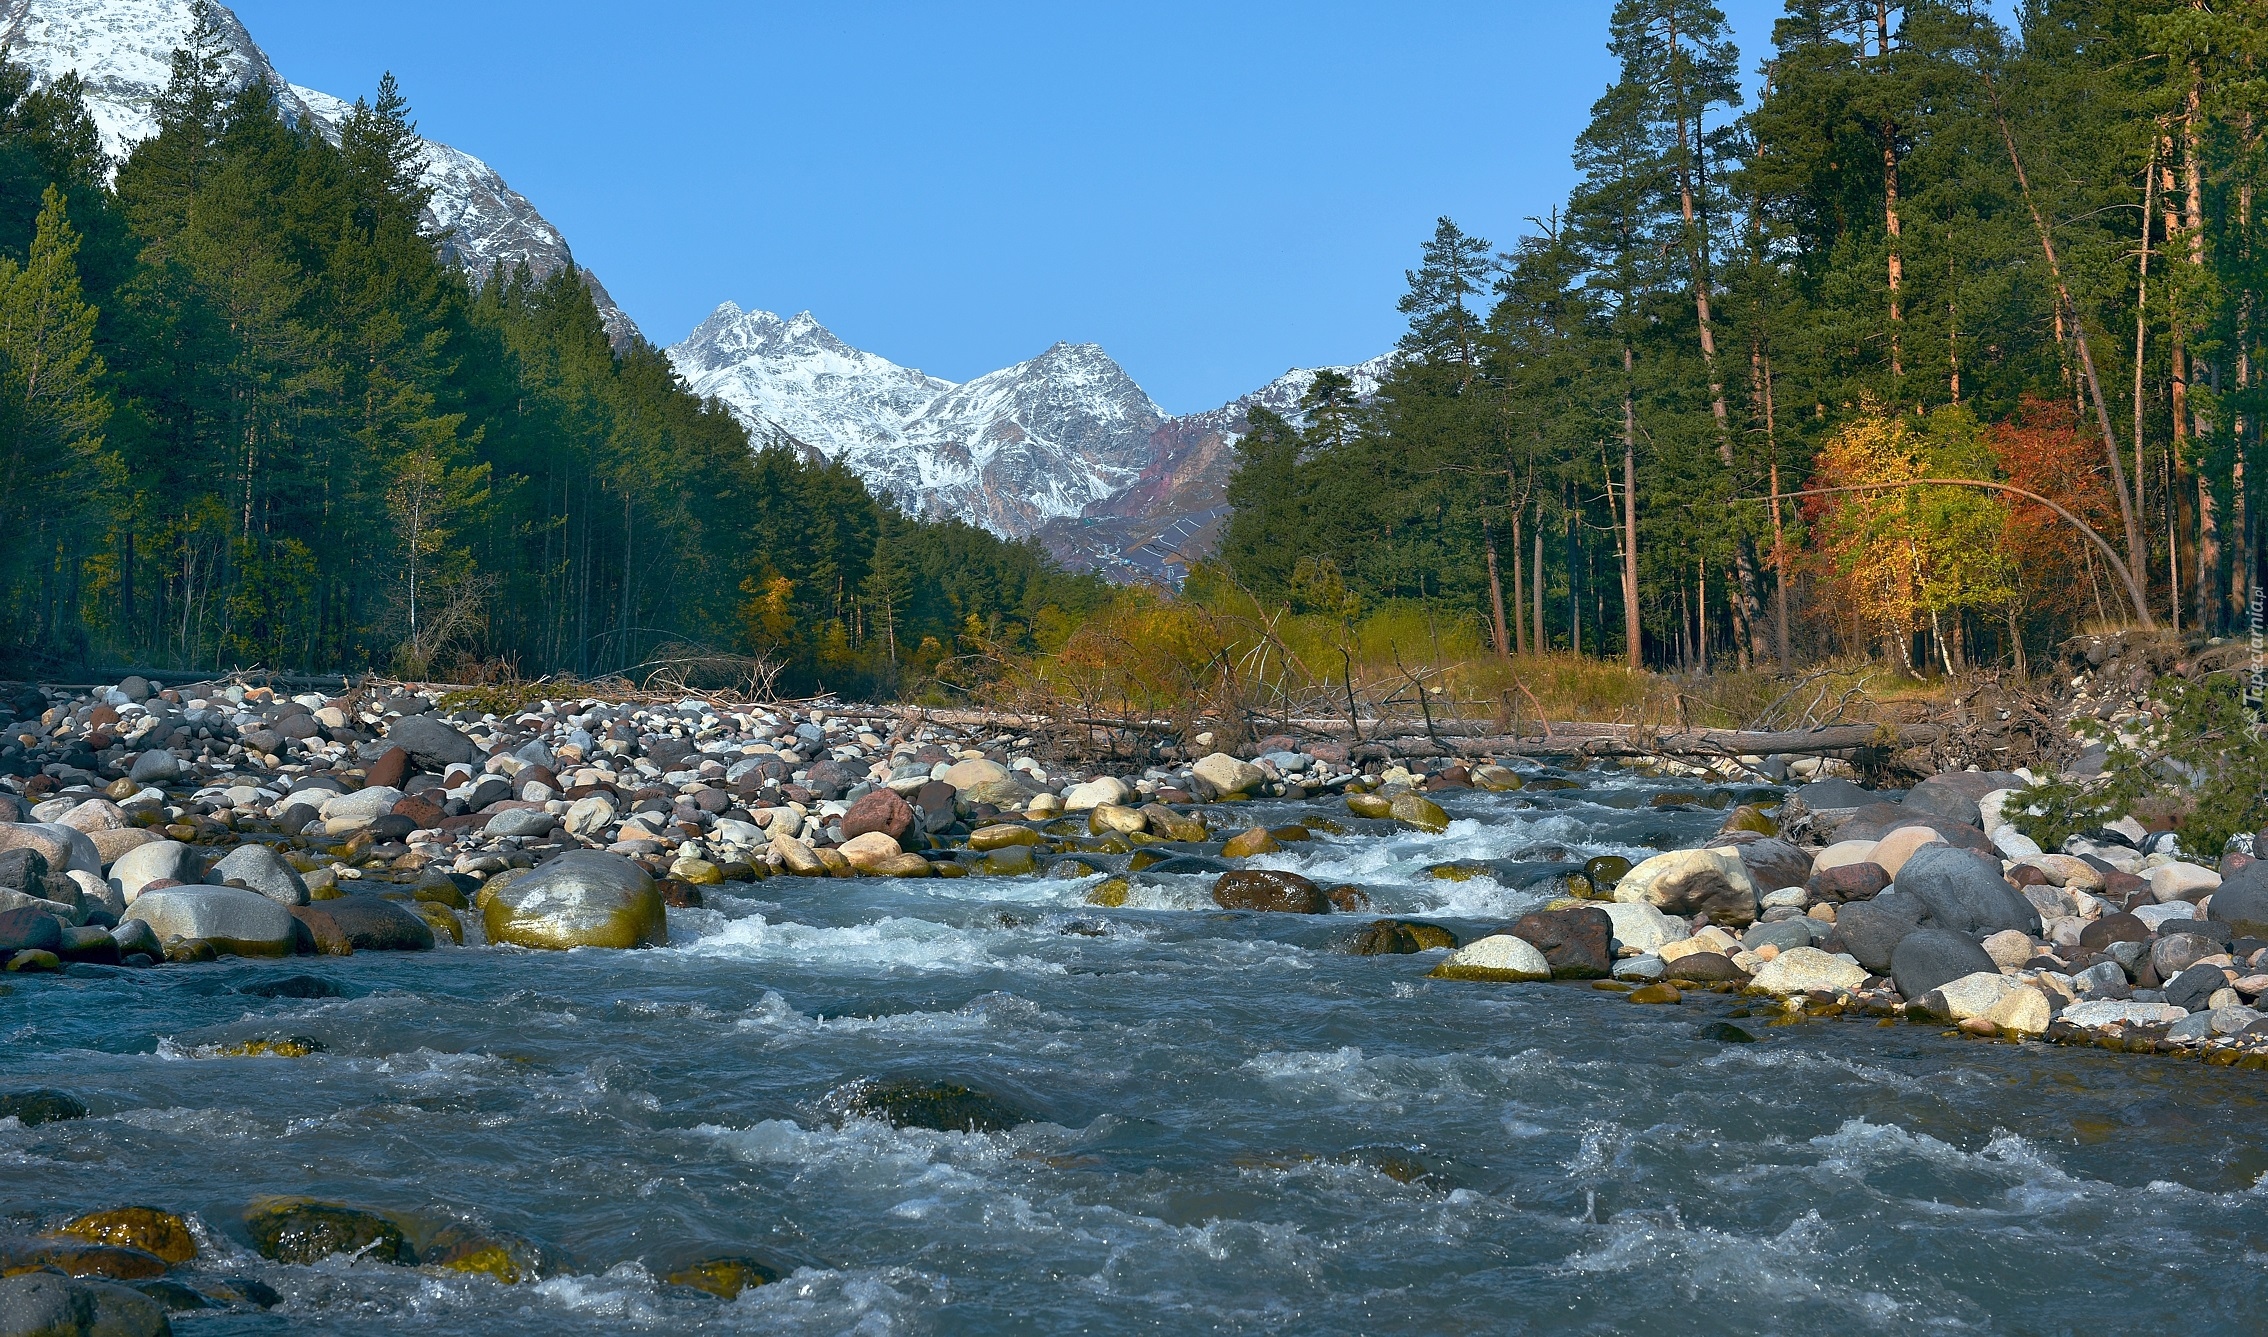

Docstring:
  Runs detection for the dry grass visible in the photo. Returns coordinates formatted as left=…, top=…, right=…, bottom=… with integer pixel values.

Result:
left=959, top=587, right=1937, bottom=758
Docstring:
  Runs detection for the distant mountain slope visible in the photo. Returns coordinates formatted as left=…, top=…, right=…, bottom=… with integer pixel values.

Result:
left=668, top=300, right=1388, bottom=574
left=0, top=0, right=637, bottom=343
left=671, top=303, right=1171, bottom=537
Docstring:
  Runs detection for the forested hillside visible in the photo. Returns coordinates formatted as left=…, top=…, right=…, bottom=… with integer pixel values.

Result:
left=0, top=6, right=1100, bottom=693
left=1214, top=0, right=2265, bottom=676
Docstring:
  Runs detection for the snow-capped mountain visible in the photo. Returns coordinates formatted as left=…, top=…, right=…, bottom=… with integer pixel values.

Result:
left=670, top=304, right=954, bottom=463
left=672, top=304, right=1172, bottom=538
left=0, top=0, right=636, bottom=344
left=668, top=301, right=1388, bottom=574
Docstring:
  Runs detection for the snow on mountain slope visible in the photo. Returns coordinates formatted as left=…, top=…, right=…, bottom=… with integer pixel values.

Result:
left=288, top=85, right=634, bottom=345
left=670, top=304, right=1170, bottom=538
left=0, top=0, right=636, bottom=344
left=671, top=303, right=952, bottom=460
left=668, top=299, right=1386, bottom=564
left=1035, top=352, right=1395, bottom=582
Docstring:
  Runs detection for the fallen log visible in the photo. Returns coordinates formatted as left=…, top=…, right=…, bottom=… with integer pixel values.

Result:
left=1351, top=722, right=1940, bottom=762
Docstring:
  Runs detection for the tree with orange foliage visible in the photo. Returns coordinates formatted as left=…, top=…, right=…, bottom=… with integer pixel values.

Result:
left=1986, top=397, right=2128, bottom=664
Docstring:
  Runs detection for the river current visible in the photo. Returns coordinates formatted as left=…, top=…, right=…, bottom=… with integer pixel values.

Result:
left=6, top=776, right=2268, bottom=1333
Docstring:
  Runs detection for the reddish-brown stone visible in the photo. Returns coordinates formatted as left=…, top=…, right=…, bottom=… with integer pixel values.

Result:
left=286, top=905, right=354, bottom=956
left=364, top=746, right=410, bottom=790
left=842, top=787, right=916, bottom=843
left=1212, top=869, right=1328, bottom=914
left=391, top=796, right=445, bottom=830
left=1507, top=906, right=1615, bottom=978
left=1807, top=861, right=1891, bottom=903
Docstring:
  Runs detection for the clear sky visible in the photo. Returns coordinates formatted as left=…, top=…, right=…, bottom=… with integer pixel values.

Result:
left=229, top=0, right=1795, bottom=414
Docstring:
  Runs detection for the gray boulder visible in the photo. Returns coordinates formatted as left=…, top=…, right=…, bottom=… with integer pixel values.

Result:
left=123, top=887, right=298, bottom=957
left=210, top=843, right=310, bottom=906
left=127, top=748, right=180, bottom=784
left=1795, top=778, right=1877, bottom=809
left=386, top=713, right=481, bottom=771
left=2207, top=861, right=2268, bottom=937
left=316, top=896, right=435, bottom=951
left=1835, top=892, right=1927, bottom=973
left=110, top=917, right=162, bottom=960
left=1890, top=928, right=2000, bottom=1001
left=1718, top=836, right=1812, bottom=895
left=1742, top=916, right=1821, bottom=953
left=111, top=839, right=205, bottom=903
left=1902, top=776, right=1984, bottom=828
left=0, top=1272, right=84, bottom=1337
left=484, top=807, right=556, bottom=839
left=2163, top=963, right=2226, bottom=1013
left=320, top=786, right=403, bottom=825
left=1896, top=845, right=2041, bottom=936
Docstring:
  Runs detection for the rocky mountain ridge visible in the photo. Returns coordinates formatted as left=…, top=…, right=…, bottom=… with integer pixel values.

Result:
left=668, top=302, right=1389, bottom=579
left=0, top=0, right=638, bottom=343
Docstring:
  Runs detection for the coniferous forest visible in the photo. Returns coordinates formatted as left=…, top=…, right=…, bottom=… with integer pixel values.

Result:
left=1215, top=0, right=2267, bottom=676
left=2, top=0, right=2262, bottom=697
left=0, top=12, right=1101, bottom=694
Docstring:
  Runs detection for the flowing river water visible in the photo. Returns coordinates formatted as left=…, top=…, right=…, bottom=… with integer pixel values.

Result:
left=7, top=774, right=2268, bottom=1333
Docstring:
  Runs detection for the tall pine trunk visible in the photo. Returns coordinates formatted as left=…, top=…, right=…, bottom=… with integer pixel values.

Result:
left=1533, top=511, right=1545, bottom=660
left=2134, top=140, right=2157, bottom=605
left=1486, top=524, right=1512, bottom=660
left=1622, top=344, right=1642, bottom=669
left=1878, top=1, right=1904, bottom=381
left=2183, top=70, right=2218, bottom=630
left=1668, top=37, right=1761, bottom=669
left=1986, top=67, right=2152, bottom=623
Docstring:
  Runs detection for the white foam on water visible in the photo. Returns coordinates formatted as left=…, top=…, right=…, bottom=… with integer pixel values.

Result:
left=1559, top=1206, right=1913, bottom=1322
left=696, top=1116, right=1007, bottom=1191
left=695, top=1115, right=1330, bottom=1289
left=679, top=911, right=1063, bottom=975
left=729, top=988, right=1075, bottom=1041
left=1697, top=1044, right=1955, bottom=1099
left=528, top=1263, right=675, bottom=1322
left=1239, top=1046, right=1504, bottom=1112
left=1087, top=875, right=1221, bottom=912
left=730, top=1265, right=948, bottom=1334
left=105, top=1105, right=274, bottom=1141
left=1228, top=810, right=1652, bottom=918
left=1808, top=1118, right=2077, bottom=1190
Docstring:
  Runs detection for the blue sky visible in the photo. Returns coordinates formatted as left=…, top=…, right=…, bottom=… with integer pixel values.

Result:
left=231, top=1, right=1796, bottom=414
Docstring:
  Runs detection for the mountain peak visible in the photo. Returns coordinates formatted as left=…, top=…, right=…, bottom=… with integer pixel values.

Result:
left=667, top=311, right=1379, bottom=550
left=6, top=0, right=638, bottom=343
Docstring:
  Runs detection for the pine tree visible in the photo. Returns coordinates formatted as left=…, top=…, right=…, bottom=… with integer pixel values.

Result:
left=0, top=185, right=112, bottom=642
left=1396, top=217, right=1494, bottom=386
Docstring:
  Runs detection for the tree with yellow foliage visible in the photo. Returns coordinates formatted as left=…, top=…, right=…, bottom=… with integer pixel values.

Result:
left=1804, top=405, right=2015, bottom=675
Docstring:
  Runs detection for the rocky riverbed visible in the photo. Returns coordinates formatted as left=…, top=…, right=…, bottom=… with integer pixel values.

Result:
left=3, top=675, right=2267, bottom=1333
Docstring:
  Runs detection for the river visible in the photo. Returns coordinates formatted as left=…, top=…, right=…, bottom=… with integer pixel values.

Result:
left=6, top=775, right=2266, bottom=1333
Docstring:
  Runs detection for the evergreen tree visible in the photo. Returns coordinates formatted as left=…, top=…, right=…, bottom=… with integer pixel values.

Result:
left=1396, top=217, right=1495, bottom=385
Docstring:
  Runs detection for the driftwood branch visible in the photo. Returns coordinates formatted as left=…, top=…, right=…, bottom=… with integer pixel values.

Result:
left=892, top=705, right=1936, bottom=762
left=1351, top=722, right=1940, bottom=761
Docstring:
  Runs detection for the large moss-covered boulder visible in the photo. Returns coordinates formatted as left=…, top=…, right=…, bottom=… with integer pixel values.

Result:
left=481, top=851, right=666, bottom=950
left=1427, top=934, right=1551, bottom=982
left=59, top=1207, right=197, bottom=1265
left=1389, top=793, right=1450, bottom=833
left=243, top=1198, right=413, bottom=1265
